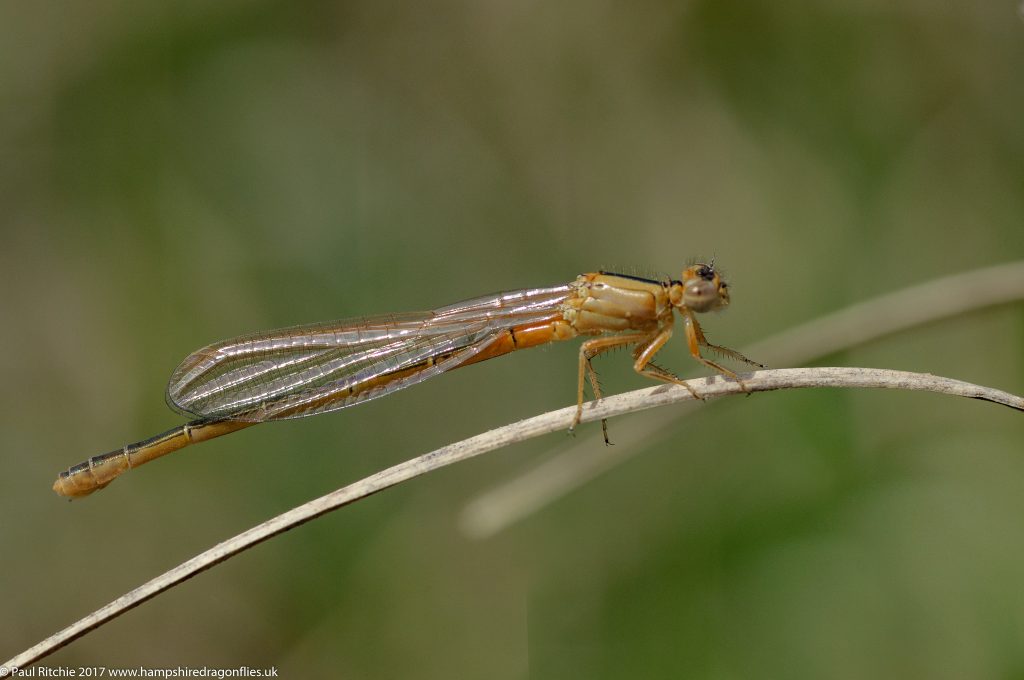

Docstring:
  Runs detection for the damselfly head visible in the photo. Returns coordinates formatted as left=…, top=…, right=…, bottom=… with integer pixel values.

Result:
left=674, top=262, right=730, bottom=313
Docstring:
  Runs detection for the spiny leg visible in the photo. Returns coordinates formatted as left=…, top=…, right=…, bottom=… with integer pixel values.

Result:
left=683, top=311, right=759, bottom=392
left=572, top=333, right=650, bottom=442
left=632, top=326, right=704, bottom=400
left=688, top=312, right=765, bottom=370
left=583, top=349, right=608, bottom=444
left=702, top=342, right=765, bottom=369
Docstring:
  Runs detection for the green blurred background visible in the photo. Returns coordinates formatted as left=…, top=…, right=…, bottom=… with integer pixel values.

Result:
left=3, top=1, right=1023, bottom=677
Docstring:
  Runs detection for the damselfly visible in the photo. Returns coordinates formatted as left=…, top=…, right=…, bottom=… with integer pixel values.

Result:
left=53, top=263, right=762, bottom=497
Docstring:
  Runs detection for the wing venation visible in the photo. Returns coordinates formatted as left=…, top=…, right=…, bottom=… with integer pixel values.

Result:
left=166, top=284, right=573, bottom=420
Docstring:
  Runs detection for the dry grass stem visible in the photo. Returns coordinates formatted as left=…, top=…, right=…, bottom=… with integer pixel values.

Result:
left=7, top=367, right=1024, bottom=667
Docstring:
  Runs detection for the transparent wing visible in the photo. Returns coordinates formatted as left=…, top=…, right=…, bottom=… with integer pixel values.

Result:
left=166, top=284, right=573, bottom=422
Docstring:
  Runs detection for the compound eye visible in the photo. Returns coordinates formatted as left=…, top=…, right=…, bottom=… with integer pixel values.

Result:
left=683, top=278, right=720, bottom=312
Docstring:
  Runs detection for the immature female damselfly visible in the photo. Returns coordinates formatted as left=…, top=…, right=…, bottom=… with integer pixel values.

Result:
left=53, top=263, right=762, bottom=498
